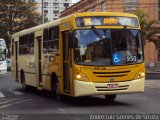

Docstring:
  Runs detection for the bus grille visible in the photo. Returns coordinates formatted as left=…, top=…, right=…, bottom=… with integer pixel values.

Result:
left=95, top=85, right=129, bottom=91
left=93, top=71, right=130, bottom=77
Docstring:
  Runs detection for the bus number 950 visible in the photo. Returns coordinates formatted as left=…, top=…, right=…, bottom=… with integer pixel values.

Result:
left=126, top=55, right=137, bottom=62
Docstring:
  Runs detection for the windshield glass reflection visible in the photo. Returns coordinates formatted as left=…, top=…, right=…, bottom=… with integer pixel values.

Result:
left=74, top=29, right=143, bottom=66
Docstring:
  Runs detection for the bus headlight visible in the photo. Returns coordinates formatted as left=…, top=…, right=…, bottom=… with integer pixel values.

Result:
left=76, top=74, right=82, bottom=79
left=75, top=72, right=88, bottom=81
left=140, top=72, right=145, bottom=77
left=135, top=71, right=145, bottom=79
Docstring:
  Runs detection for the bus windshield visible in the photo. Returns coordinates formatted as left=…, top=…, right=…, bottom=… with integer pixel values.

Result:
left=74, top=29, right=143, bottom=66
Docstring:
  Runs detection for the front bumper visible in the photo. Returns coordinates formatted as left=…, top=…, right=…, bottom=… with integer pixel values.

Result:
left=74, top=78, right=145, bottom=97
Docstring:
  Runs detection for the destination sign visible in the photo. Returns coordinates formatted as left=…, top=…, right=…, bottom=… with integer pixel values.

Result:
left=76, top=16, right=138, bottom=27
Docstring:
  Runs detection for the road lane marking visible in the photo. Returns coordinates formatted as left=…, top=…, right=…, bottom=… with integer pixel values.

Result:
left=0, top=92, right=5, bottom=98
left=0, top=98, right=22, bottom=105
left=0, top=98, right=22, bottom=102
left=58, top=108, right=67, bottom=113
left=0, top=98, right=7, bottom=101
left=8, top=88, right=23, bottom=95
left=145, top=80, right=160, bottom=89
left=0, top=99, right=32, bottom=109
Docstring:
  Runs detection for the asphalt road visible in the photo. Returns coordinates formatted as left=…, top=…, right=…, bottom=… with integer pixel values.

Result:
left=0, top=72, right=160, bottom=120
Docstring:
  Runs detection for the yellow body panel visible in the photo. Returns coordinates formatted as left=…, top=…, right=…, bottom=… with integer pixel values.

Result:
left=73, top=63, right=145, bottom=83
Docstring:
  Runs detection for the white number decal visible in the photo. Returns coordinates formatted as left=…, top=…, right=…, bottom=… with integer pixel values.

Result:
left=126, top=56, right=137, bottom=62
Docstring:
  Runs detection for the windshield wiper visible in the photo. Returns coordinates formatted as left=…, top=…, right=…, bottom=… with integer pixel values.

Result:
left=91, top=25, right=104, bottom=41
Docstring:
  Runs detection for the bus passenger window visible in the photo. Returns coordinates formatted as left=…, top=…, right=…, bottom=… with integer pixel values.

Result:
left=11, top=39, right=14, bottom=56
left=48, top=26, right=59, bottom=52
left=23, top=34, right=30, bottom=54
left=43, top=29, right=48, bottom=53
left=30, top=33, right=34, bottom=54
left=19, top=36, right=23, bottom=55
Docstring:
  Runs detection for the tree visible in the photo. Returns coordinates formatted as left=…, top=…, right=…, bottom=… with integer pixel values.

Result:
left=134, top=10, right=160, bottom=46
left=0, top=0, right=42, bottom=56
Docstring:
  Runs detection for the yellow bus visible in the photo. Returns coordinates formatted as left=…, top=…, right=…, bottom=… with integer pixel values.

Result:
left=11, top=12, right=145, bottom=101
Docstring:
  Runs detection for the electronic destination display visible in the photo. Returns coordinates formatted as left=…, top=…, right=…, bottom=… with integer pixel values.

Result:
left=76, top=16, right=138, bottom=27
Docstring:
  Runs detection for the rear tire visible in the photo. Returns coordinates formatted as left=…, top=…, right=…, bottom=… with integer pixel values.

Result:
left=105, top=95, right=116, bottom=102
left=21, top=71, right=27, bottom=90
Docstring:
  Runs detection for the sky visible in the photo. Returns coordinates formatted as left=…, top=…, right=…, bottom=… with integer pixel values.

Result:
left=72, top=0, right=80, bottom=3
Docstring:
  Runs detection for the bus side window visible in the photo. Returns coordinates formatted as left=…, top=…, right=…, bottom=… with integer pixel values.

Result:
left=23, top=34, right=30, bottom=55
left=48, top=26, right=59, bottom=52
left=11, top=39, right=14, bottom=56
left=43, top=28, right=48, bottom=53
left=30, top=33, right=34, bottom=54
left=19, top=36, right=23, bottom=55
left=19, top=34, right=30, bottom=55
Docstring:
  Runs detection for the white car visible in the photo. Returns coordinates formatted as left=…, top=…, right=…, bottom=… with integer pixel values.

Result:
left=0, top=60, right=7, bottom=74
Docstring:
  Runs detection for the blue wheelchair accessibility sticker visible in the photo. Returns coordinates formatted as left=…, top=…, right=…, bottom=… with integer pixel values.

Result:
left=112, top=53, right=123, bottom=64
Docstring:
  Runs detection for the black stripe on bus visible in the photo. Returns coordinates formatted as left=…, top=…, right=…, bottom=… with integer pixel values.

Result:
left=93, top=71, right=130, bottom=74
left=17, top=71, right=60, bottom=77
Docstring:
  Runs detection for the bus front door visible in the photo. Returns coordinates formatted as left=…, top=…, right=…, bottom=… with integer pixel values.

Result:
left=62, top=32, right=72, bottom=94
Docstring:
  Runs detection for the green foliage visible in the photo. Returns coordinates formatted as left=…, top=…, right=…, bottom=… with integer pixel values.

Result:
left=134, top=10, right=160, bottom=46
left=0, top=0, right=42, bottom=55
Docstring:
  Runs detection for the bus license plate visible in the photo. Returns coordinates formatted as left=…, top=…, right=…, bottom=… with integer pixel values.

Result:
left=107, top=84, right=118, bottom=88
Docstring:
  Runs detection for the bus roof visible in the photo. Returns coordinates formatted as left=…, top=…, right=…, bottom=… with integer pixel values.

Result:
left=74, top=12, right=138, bottom=18
left=12, top=12, right=138, bottom=38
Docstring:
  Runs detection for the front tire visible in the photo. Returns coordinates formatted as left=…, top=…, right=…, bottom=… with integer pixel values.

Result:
left=105, top=95, right=116, bottom=102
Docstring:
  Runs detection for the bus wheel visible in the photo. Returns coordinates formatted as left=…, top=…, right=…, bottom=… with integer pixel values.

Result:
left=55, top=82, right=63, bottom=101
left=104, top=95, right=116, bottom=102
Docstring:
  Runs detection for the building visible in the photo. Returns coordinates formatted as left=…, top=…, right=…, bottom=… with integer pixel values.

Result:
left=61, top=0, right=159, bottom=21
left=36, top=0, right=72, bottom=22
left=22, top=0, right=36, bottom=2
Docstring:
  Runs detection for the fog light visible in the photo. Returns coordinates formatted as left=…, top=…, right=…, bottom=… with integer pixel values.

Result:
left=83, top=76, right=87, bottom=80
left=76, top=74, right=82, bottom=79
left=141, top=72, right=145, bottom=77
left=136, top=72, right=145, bottom=79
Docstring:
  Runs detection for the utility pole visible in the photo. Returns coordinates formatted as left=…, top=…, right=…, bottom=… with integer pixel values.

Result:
left=42, top=0, right=44, bottom=24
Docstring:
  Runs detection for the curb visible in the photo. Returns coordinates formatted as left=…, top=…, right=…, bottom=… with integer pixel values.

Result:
left=146, top=72, right=160, bottom=80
